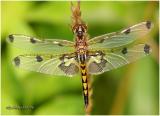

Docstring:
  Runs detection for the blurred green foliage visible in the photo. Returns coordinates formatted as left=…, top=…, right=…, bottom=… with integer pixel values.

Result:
left=1, top=1, right=159, bottom=115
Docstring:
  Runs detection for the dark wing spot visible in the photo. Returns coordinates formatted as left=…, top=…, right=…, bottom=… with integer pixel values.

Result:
left=144, top=44, right=150, bottom=54
left=58, top=43, right=64, bottom=46
left=54, top=41, right=64, bottom=46
left=101, top=59, right=107, bottom=67
left=59, top=55, right=64, bottom=61
left=146, top=21, right=151, bottom=29
left=111, top=49, right=114, bottom=53
left=8, top=35, right=14, bottom=42
left=14, top=57, right=20, bottom=66
left=122, top=47, right=127, bottom=54
left=99, top=38, right=105, bottom=43
left=30, top=37, right=36, bottom=43
left=50, top=55, right=54, bottom=59
left=124, top=28, right=131, bottom=34
left=36, top=55, right=43, bottom=62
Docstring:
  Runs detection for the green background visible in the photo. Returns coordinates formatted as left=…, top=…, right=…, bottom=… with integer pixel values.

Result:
left=1, top=1, right=159, bottom=115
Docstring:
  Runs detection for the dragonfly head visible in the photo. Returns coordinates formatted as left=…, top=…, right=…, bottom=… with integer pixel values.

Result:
left=73, top=24, right=87, bottom=38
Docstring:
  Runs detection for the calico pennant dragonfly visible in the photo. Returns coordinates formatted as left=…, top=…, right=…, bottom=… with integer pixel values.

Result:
left=7, top=2, right=153, bottom=109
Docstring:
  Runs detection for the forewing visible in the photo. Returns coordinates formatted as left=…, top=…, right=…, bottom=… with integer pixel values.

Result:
left=88, top=21, right=153, bottom=50
left=13, top=54, right=79, bottom=77
left=7, top=34, right=75, bottom=55
left=87, top=44, right=151, bottom=75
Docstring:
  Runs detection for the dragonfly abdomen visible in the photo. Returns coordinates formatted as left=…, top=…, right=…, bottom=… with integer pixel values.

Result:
left=80, top=63, right=89, bottom=108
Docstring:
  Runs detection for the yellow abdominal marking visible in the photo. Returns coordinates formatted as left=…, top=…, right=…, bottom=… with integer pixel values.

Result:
left=82, top=76, right=87, bottom=82
left=80, top=63, right=85, bottom=67
left=81, top=69, right=86, bottom=74
left=83, top=83, right=87, bottom=89
left=84, top=90, right=87, bottom=95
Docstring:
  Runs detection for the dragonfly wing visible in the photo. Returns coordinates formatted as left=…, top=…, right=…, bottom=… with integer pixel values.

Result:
left=88, top=21, right=153, bottom=50
left=7, top=34, right=75, bottom=55
left=13, top=53, right=79, bottom=77
left=87, top=44, right=151, bottom=75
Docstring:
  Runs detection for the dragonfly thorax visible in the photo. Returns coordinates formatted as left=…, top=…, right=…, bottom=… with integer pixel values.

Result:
left=76, top=38, right=88, bottom=54
left=75, top=34, right=88, bottom=64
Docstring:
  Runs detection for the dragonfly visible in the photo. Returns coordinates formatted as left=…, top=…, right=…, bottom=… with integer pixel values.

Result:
left=7, top=1, right=153, bottom=110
